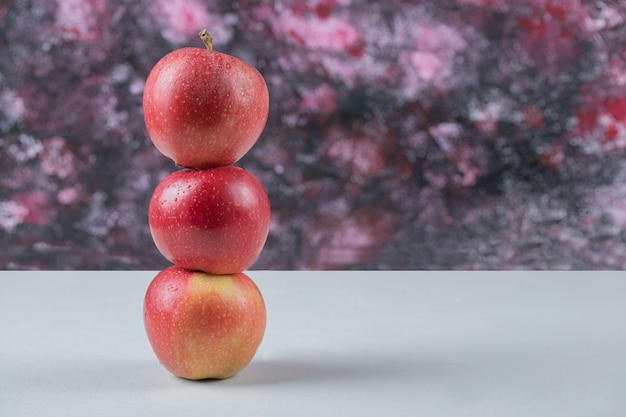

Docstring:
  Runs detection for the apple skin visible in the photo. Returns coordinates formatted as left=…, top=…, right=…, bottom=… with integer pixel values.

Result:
left=148, top=166, right=271, bottom=275
left=143, top=47, right=270, bottom=169
left=143, top=266, right=266, bottom=380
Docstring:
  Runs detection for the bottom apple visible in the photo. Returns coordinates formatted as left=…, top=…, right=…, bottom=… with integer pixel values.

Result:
left=143, top=266, right=266, bottom=380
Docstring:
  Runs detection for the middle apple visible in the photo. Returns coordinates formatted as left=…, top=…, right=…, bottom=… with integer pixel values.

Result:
left=149, top=166, right=271, bottom=275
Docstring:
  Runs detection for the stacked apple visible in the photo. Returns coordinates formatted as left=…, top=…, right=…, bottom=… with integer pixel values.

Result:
left=141, top=31, right=271, bottom=380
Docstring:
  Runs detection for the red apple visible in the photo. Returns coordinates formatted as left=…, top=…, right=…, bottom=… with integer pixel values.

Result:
left=142, top=31, right=270, bottom=169
left=148, top=166, right=271, bottom=275
left=143, top=266, right=266, bottom=380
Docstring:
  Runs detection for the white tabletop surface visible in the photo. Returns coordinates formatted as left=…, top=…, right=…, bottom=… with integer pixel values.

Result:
left=1, top=270, right=625, bottom=417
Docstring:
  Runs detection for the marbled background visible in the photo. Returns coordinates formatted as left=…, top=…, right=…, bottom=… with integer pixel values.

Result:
left=2, top=0, right=626, bottom=269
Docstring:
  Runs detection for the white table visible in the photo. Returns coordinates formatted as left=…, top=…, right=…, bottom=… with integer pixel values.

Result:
left=1, top=271, right=625, bottom=416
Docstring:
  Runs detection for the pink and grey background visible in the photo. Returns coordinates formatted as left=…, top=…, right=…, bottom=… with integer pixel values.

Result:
left=1, top=0, right=626, bottom=269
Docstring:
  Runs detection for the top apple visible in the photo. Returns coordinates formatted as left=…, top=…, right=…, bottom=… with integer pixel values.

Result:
left=143, top=31, right=269, bottom=169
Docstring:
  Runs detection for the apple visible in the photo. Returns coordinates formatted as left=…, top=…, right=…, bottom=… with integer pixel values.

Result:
left=148, top=166, right=271, bottom=275
left=143, top=266, right=266, bottom=380
left=142, top=30, right=270, bottom=169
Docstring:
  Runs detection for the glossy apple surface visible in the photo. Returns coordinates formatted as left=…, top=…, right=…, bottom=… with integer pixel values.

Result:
left=143, top=47, right=269, bottom=169
left=148, top=166, right=271, bottom=275
left=143, top=266, right=266, bottom=380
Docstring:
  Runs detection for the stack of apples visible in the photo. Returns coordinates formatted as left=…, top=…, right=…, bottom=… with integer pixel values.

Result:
left=141, top=31, right=271, bottom=380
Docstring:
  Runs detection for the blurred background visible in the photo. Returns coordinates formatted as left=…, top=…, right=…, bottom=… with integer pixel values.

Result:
left=1, top=0, right=626, bottom=269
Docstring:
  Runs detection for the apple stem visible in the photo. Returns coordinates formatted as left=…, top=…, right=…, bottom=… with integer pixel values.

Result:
left=199, top=29, right=213, bottom=51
